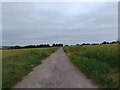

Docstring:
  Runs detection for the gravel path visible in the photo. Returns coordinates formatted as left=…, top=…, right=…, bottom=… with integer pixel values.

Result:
left=14, top=47, right=98, bottom=88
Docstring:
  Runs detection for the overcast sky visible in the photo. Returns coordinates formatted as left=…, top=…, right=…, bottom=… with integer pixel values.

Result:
left=2, top=2, right=118, bottom=46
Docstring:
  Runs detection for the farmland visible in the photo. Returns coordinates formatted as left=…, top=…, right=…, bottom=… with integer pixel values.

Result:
left=64, top=44, right=118, bottom=88
left=2, top=47, right=58, bottom=89
left=2, top=43, right=119, bottom=89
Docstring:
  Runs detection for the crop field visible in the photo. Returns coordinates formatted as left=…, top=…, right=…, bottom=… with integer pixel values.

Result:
left=2, top=47, right=58, bottom=89
left=64, top=44, right=118, bottom=88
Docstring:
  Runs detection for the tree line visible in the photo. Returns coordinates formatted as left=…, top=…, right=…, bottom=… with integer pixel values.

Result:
left=76, top=41, right=119, bottom=46
left=9, top=44, right=63, bottom=49
left=7, top=41, right=119, bottom=49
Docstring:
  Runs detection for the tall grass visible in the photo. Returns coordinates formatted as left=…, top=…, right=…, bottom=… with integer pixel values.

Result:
left=64, top=44, right=118, bottom=88
left=2, top=47, right=58, bottom=89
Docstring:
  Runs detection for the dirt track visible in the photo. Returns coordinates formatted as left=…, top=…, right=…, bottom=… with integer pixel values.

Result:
left=15, top=47, right=98, bottom=88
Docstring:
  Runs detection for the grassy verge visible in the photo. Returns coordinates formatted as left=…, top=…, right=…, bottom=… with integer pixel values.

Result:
left=64, top=44, right=118, bottom=88
left=2, top=47, right=58, bottom=89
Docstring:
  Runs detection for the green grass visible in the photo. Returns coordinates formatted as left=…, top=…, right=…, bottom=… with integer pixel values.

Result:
left=2, top=47, right=58, bottom=89
left=64, top=44, right=118, bottom=88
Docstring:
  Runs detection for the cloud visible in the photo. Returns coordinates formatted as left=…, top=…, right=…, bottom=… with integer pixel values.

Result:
left=2, top=2, right=118, bottom=45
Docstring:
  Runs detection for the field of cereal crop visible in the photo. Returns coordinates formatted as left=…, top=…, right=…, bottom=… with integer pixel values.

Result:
left=64, top=44, right=118, bottom=88
left=2, top=47, right=58, bottom=89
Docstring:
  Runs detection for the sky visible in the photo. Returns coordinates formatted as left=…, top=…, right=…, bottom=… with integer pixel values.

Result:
left=2, top=2, right=118, bottom=46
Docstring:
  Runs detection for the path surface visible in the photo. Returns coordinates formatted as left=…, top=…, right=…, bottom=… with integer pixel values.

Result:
left=15, top=48, right=98, bottom=88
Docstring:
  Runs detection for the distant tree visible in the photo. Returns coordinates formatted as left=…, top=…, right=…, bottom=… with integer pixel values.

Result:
left=110, top=41, right=117, bottom=44
left=10, top=45, right=21, bottom=49
left=52, top=43, right=63, bottom=47
left=24, top=44, right=50, bottom=48
left=76, top=44, right=80, bottom=46
left=91, top=43, right=99, bottom=45
left=111, top=41, right=119, bottom=44
left=52, top=44, right=55, bottom=47
left=102, top=41, right=110, bottom=44
left=81, top=43, right=90, bottom=46
left=46, top=44, right=50, bottom=47
left=117, top=40, right=120, bottom=43
left=59, top=44, right=63, bottom=47
left=65, top=45, right=69, bottom=47
left=24, top=45, right=36, bottom=48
